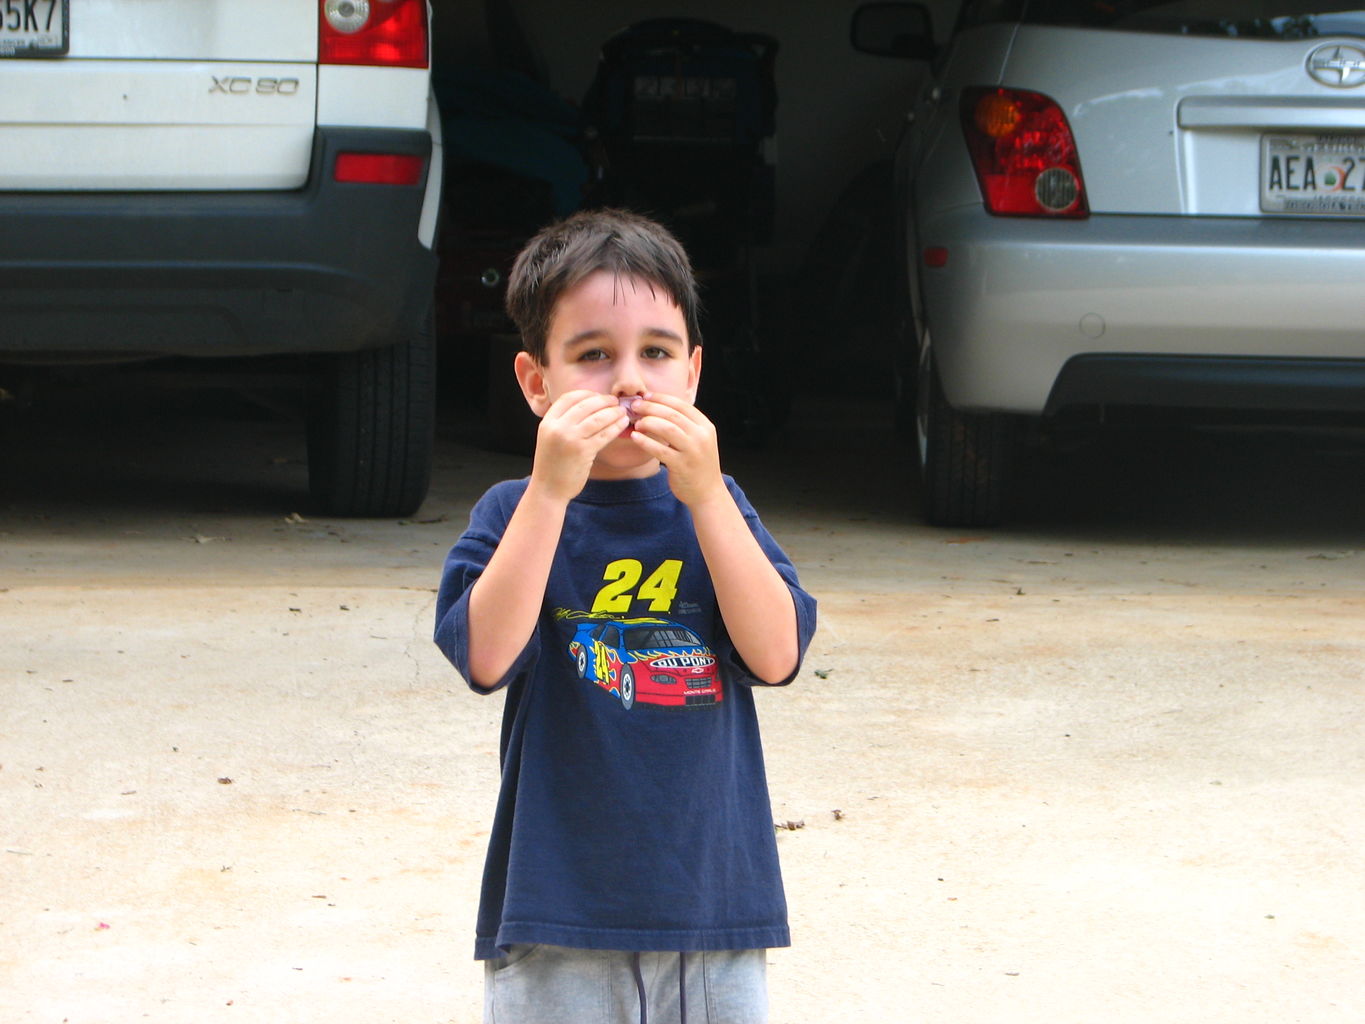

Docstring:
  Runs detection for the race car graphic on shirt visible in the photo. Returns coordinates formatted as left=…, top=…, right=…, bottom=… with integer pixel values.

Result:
left=561, top=612, right=723, bottom=710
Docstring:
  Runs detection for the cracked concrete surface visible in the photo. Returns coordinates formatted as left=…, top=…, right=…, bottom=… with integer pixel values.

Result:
left=1, top=371, right=1363, bottom=1023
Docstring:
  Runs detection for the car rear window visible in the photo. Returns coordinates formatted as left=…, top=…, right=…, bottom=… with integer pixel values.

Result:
left=1017, top=2, right=1365, bottom=37
left=626, top=627, right=700, bottom=649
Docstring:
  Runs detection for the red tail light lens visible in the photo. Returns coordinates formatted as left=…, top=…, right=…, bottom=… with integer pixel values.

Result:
left=320, top=0, right=428, bottom=68
left=961, top=87, right=1088, bottom=218
left=334, top=152, right=424, bottom=185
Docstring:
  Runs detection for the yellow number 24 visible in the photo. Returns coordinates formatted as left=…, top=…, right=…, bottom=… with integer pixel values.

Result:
left=591, top=558, right=683, bottom=613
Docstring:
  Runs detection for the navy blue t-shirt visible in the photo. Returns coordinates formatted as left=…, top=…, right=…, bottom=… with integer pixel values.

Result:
left=434, top=468, right=817, bottom=959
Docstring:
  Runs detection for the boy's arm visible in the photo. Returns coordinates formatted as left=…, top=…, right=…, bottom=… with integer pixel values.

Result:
left=463, top=485, right=566, bottom=689
left=689, top=493, right=802, bottom=684
left=465, top=389, right=628, bottom=689
left=630, top=394, right=800, bottom=684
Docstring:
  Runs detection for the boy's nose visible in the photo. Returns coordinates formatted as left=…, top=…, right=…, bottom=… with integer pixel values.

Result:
left=611, top=357, right=646, bottom=398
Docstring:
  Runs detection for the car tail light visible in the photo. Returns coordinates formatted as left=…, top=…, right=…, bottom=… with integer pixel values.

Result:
left=334, top=152, right=425, bottom=185
left=961, top=87, right=1088, bottom=218
left=320, top=0, right=428, bottom=68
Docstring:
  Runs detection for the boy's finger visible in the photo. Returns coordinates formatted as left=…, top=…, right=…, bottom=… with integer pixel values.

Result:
left=587, top=405, right=630, bottom=437
left=638, top=402, right=715, bottom=442
left=635, top=391, right=688, bottom=412
left=550, top=411, right=628, bottom=449
left=627, top=427, right=672, bottom=460
left=632, top=417, right=701, bottom=456
left=635, top=393, right=711, bottom=429
left=552, top=389, right=613, bottom=414
left=545, top=391, right=620, bottom=430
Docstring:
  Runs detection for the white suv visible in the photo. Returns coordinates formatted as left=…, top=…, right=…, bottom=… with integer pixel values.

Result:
left=854, top=2, right=1365, bottom=526
left=0, top=0, right=443, bottom=517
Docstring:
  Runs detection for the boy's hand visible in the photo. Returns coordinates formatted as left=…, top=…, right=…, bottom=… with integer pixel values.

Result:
left=629, top=393, right=726, bottom=507
left=531, top=390, right=628, bottom=501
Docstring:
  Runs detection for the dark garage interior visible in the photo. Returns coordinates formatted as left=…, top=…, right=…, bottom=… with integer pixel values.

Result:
left=426, top=0, right=936, bottom=442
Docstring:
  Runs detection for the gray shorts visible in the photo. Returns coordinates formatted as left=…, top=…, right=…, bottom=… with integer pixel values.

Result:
left=483, top=944, right=768, bottom=1024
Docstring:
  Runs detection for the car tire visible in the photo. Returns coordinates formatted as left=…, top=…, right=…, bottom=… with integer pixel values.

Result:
left=916, top=340, right=1014, bottom=527
left=576, top=648, right=588, bottom=678
left=307, top=309, right=436, bottom=518
left=619, top=667, right=635, bottom=711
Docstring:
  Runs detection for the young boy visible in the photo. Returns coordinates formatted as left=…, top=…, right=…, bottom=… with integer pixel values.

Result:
left=434, top=208, right=817, bottom=1024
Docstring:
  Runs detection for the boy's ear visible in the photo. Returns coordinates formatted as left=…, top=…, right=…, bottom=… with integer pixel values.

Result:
left=514, top=350, right=552, bottom=417
left=685, top=344, right=702, bottom=403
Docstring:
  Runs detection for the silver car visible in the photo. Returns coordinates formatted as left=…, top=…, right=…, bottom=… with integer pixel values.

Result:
left=853, top=2, right=1365, bottom=525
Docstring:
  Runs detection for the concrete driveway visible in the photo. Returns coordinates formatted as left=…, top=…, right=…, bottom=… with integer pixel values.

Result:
left=2, top=370, right=1362, bottom=1023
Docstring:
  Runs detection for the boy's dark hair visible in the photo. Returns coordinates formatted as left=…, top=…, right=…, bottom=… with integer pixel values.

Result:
left=505, top=208, right=703, bottom=363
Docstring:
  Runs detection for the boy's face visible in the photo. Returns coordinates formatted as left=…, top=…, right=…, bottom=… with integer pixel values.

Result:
left=515, top=270, right=702, bottom=478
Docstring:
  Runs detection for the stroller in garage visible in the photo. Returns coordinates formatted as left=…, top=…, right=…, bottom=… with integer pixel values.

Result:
left=581, top=18, right=785, bottom=441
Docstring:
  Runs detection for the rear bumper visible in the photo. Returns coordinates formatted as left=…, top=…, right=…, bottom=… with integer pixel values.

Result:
left=0, top=128, right=438, bottom=362
left=1045, top=355, right=1365, bottom=415
left=917, top=208, right=1365, bottom=415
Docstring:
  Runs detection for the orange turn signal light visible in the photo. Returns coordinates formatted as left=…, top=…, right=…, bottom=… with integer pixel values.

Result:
left=974, top=92, right=1023, bottom=139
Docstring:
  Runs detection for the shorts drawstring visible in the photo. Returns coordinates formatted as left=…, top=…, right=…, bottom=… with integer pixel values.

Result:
left=632, top=952, right=648, bottom=1024
left=678, top=952, right=687, bottom=1024
left=630, top=951, right=688, bottom=1024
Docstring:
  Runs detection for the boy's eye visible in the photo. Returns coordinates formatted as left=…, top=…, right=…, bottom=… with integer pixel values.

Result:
left=577, top=349, right=608, bottom=362
left=643, top=346, right=673, bottom=359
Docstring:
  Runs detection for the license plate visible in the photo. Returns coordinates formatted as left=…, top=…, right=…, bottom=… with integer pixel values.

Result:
left=0, top=0, right=68, bottom=57
left=1261, top=133, right=1365, bottom=215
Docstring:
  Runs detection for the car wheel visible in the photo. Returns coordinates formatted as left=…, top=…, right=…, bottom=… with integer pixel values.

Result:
left=576, top=648, right=588, bottom=678
left=619, top=667, right=635, bottom=711
left=916, top=336, right=1014, bottom=527
left=307, top=308, right=436, bottom=518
